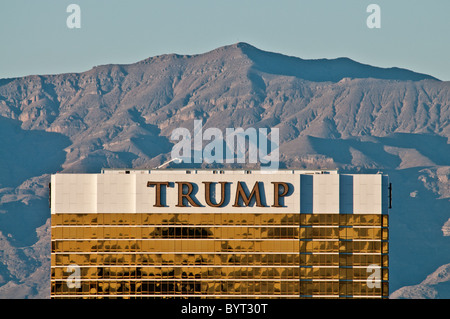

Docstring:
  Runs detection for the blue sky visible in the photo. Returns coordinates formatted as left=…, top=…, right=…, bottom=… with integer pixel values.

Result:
left=0, top=0, right=449, bottom=80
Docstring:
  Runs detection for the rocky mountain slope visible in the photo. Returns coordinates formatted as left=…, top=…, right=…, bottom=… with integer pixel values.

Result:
left=0, top=42, right=448, bottom=298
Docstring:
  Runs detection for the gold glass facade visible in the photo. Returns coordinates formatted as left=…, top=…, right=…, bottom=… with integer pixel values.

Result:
left=51, top=212, right=388, bottom=298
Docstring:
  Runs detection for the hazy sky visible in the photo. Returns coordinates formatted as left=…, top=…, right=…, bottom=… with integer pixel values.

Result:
left=1, top=0, right=449, bottom=80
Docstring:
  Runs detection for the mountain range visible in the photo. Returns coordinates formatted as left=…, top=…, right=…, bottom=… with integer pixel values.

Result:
left=0, top=42, right=448, bottom=298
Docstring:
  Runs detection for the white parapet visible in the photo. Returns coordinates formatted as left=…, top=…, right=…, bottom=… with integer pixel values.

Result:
left=50, top=169, right=388, bottom=215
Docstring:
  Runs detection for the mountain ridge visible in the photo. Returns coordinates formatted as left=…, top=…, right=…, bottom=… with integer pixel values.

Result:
left=1, top=42, right=442, bottom=83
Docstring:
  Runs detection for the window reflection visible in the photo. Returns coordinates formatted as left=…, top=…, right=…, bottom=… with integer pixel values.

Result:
left=51, top=213, right=388, bottom=298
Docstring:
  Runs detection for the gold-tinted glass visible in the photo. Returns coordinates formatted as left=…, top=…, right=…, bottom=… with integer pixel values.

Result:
left=51, top=213, right=388, bottom=298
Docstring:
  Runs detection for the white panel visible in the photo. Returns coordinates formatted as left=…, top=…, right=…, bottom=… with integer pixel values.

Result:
left=353, top=174, right=382, bottom=214
left=51, top=175, right=56, bottom=214
left=312, top=174, right=339, bottom=213
left=97, top=174, right=135, bottom=214
left=53, top=174, right=97, bottom=213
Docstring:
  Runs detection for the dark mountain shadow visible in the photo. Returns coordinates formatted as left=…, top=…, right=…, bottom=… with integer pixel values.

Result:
left=0, top=78, right=17, bottom=88
left=305, top=133, right=448, bottom=169
left=307, top=136, right=353, bottom=164
left=0, top=198, right=49, bottom=247
left=127, top=108, right=174, bottom=159
left=0, top=116, right=70, bottom=188
left=375, top=133, right=450, bottom=166
left=237, top=42, right=439, bottom=82
left=307, top=136, right=401, bottom=168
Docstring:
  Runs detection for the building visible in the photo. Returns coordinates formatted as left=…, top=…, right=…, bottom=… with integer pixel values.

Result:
left=50, top=169, right=389, bottom=298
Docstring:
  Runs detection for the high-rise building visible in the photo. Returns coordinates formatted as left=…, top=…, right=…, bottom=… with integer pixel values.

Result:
left=50, top=169, right=389, bottom=298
